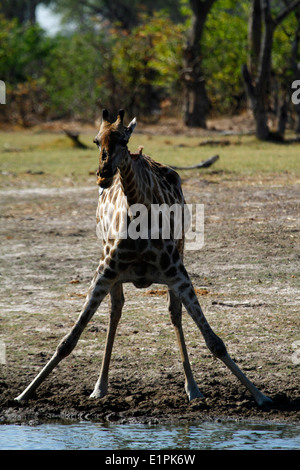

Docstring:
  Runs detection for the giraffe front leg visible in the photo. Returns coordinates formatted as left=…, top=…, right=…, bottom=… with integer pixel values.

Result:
left=15, top=267, right=115, bottom=402
left=90, top=283, right=124, bottom=399
left=168, top=289, right=203, bottom=401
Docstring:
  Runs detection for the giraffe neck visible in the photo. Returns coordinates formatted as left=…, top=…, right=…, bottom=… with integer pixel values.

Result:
left=118, top=149, right=151, bottom=207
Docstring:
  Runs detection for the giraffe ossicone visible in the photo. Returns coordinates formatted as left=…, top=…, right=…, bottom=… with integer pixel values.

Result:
left=15, top=109, right=272, bottom=407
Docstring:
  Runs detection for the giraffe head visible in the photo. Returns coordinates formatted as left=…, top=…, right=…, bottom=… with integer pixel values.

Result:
left=94, top=109, right=136, bottom=188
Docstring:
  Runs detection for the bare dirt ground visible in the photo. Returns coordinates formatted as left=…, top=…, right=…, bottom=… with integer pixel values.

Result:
left=0, top=122, right=299, bottom=426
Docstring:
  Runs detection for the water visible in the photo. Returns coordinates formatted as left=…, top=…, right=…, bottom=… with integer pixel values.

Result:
left=1, top=420, right=299, bottom=450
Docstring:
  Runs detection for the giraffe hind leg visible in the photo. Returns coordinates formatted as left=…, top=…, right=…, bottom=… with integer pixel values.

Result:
left=168, top=288, right=203, bottom=401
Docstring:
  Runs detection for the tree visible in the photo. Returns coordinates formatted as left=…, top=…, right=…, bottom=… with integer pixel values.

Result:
left=106, top=13, right=184, bottom=118
left=247, top=0, right=262, bottom=76
left=201, top=1, right=248, bottom=116
left=242, top=0, right=300, bottom=140
left=0, top=0, right=51, bottom=24
left=182, top=0, right=216, bottom=128
left=40, top=30, right=106, bottom=121
left=290, top=6, right=300, bottom=132
left=51, top=0, right=184, bottom=30
left=0, top=16, right=53, bottom=125
left=48, top=0, right=185, bottom=118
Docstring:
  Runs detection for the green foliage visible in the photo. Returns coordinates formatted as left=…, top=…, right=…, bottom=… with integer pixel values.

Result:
left=52, top=0, right=185, bottom=29
left=0, top=0, right=299, bottom=124
left=201, top=0, right=249, bottom=114
left=0, top=11, right=185, bottom=121
left=108, top=12, right=185, bottom=115
left=40, top=30, right=107, bottom=120
left=273, top=13, right=299, bottom=83
left=0, top=15, right=52, bottom=85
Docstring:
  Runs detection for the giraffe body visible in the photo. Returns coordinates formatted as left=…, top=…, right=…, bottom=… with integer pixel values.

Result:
left=16, top=110, right=272, bottom=407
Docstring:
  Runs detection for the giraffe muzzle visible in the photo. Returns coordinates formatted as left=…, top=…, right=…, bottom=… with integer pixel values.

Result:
left=96, top=167, right=115, bottom=188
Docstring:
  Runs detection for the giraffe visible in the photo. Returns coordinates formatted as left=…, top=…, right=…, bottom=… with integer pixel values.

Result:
left=15, top=109, right=272, bottom=406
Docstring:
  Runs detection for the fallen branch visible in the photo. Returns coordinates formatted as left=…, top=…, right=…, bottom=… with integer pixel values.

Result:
left=63, top=129, right=88, bottom=149
left=170, top=154, right=219, bottom=170
left=212, top=300, right=265, bottom=308
left=198, top=139, right=230, bottom=146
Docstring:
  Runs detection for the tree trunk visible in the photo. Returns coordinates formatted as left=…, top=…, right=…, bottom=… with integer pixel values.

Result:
left=295, top=109, right=300, bottom=133
left=254, top=103, right=270, bottom=140
left=248, top=0, right=262, bottom=76
left=291, top=7, right=300, bottom=133
left=183, top=45, right=209, bottom=128
left=0, top=0, right=39, bottom=24
left=182, top=0, right=216, bottom=128
left=243, top=0, right=300, bottom=140
left=277, top=97, right=288, bottom=137
left=242, top=62, right=270, bottom=140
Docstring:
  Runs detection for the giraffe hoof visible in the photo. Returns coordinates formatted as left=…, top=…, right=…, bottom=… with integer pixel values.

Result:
left=257, top=395, right=273, bottom=407
left=186, top=385, right=204, bottom=401
left=89, top=389, right=107, bottom=399
left=189, top=391, right=205, bottom=401
left=15, top=394, right=28, bottom=402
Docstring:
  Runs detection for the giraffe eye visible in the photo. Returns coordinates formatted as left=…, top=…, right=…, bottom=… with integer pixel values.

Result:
left=93, top=137, right=100, bottom=149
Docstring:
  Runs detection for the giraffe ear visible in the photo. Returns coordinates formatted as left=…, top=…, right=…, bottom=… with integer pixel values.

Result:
left=123, top=117, right=136, bottom=143
left=118, top=109, right=125, bottom=122
left=126, top=117, right=137, bottom=135
left=102, top=109, right=109, bottom=122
